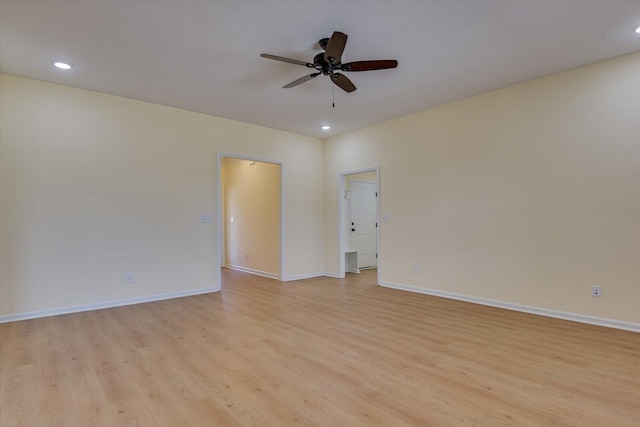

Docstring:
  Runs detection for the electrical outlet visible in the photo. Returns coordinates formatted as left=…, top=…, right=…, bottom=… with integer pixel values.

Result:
left=126, top=273, right=134, bottom=284
left=245, top=253, right=249, bottom=260
left=592, top=285, right=601, bottom=298
left=413, top=265, right=419, bottom=273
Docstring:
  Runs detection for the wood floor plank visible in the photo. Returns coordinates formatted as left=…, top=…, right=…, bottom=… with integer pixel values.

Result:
left=110, top=396, right=164, bottom=427
left=0, top=364, right=37, bottom=427
left=69, top=373, right=118, bottom=427
left=0, top=321, right=36, bottom=370
left=36, top=373, right=77, bottom=427
left=1, top=268, right=639, bottom=426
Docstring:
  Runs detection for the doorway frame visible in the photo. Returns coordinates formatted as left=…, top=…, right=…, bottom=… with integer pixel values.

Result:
left=337, top=167, right=380, bottom=280
left=216, top=152, right=285, bottom=284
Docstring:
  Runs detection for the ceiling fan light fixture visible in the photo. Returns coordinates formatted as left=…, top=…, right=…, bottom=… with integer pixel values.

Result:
left=54, top=62, right=71, bottom=70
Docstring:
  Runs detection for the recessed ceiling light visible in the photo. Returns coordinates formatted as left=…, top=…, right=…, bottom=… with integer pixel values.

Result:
left=635, top=25, right=640, bottom=34
left=54, top=62, right=71, bottom=70
left=321, top=125, right=331, bottom=130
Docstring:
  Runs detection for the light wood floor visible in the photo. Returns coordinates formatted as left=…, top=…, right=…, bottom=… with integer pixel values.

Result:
left=1, top=269, right=639, bottom=426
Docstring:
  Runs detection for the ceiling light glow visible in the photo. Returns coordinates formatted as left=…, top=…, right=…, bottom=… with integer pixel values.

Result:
left=635, top=25, right=640, bottom=34
left=321, top=125, right=331, bottom=130
left=54, top=62, right=71, bottom=70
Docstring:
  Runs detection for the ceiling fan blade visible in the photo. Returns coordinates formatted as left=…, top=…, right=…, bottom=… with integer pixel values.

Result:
left=324, top=31, right=347, bottom=64
left=260, top=54, right=313, bottom=67
left=283, top=73, right=321, bottom=88
left=341, top=60, right=398, bottom=72
left=330, top=73, right=356, bottom=93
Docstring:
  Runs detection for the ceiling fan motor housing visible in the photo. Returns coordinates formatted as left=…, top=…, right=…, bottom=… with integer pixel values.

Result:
left=313, top=53, right=339, bottom=75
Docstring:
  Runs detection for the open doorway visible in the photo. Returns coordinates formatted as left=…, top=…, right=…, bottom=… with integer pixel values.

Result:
left=217, top=154, right=283, bottom=284
left=338, top=167, right=380, bottom=282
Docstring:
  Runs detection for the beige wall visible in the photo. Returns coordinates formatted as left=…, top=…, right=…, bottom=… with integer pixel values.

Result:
left=2, top=53, right=639, bottom=326
left=324, top=53, right=640, bottom=324
left=223, top=159, right=281, bottom=276
left=0, top=74, right=324, bottom=318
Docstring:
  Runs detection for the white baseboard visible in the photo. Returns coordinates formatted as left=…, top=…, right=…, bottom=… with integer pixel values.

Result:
left=323, top=272, right=341, bottom=279
left=283, top=272, right=326, bottom=281
left=379, top=281, right=640, bottom=333
left=0, top=287, right=219, bottom=324
left=225, top=264, right=279, bottom=280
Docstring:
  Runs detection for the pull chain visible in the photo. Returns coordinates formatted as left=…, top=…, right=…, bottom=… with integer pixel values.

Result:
left=332, top=81, right=335, bottom=108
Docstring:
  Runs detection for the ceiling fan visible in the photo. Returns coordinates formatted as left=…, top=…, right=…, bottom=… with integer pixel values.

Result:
left=261, top=31, right=398, bottom=93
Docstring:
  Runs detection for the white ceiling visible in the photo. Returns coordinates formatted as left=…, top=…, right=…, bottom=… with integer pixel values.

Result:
left=1, top=0, right=639, bottom=139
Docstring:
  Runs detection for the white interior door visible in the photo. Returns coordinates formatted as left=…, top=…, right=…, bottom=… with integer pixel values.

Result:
left=348, top=181, right=377, bottom=268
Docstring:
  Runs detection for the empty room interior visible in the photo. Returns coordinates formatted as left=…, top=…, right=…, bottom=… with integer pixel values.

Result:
left=1, top=1, right=639, bottom=426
